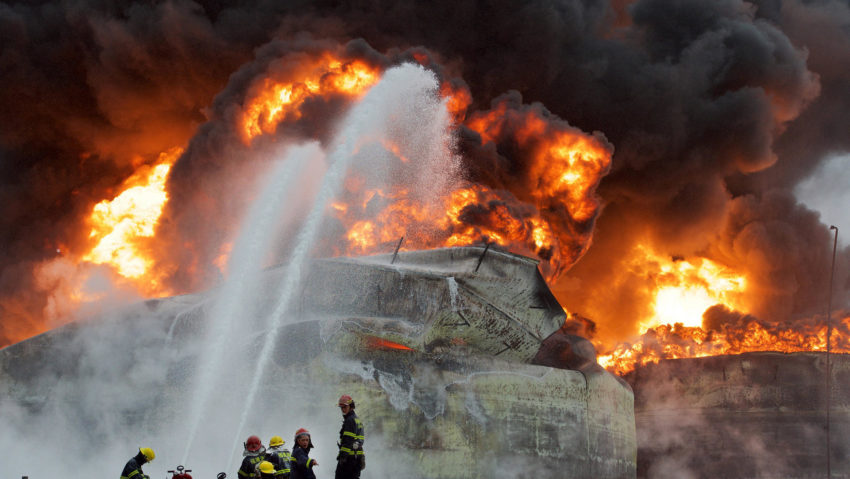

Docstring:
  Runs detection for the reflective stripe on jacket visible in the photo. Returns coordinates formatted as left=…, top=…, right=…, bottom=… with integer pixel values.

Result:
left=338, top=410, right=365, bottom=459
left=239, top=454, right=264, bottom=479
left=290, top=446, right=317, bottom=479
left=265, top=447, right=292, bottom=477
left=120, top=454, right=148, bottom=479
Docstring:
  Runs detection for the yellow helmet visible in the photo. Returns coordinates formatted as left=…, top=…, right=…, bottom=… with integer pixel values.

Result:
left=139, top=447, right=155, bottom=462
left=269, top=435, right=285, bottom=447
left=258, top=461, right=275, bottom=474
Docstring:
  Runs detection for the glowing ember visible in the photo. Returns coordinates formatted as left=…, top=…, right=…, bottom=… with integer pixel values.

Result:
left=366, top=336, right=415, bottom=351
left=241, top=56, right=380, bottom=141
left=82, top=148, right=181, bottom=289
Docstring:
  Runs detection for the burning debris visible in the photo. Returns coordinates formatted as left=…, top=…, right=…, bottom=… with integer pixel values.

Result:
left=600, top=309, right=850, bottom=376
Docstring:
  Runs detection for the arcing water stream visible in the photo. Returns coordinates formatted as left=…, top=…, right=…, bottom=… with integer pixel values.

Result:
left=179, top=63, right=460, bottom=471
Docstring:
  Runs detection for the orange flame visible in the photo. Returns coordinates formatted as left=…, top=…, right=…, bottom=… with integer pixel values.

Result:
left=328, top=96, right=612, bottom=281
left=594, top=243, right=848, bottom=375
left=30, top=46, right=837, bottom=378
left=331, top=180, right=564, bottom=274
left=627, top=244, right=749, bottom=332
left=598, top=314, right=850, bottom=376
left=366, top=336, right=415, bottom=351
left=81, top=147, right=182, bottom=295
left=529, top=131, right=613, bottom=223
left=440, top=81, right=472, bottom=123
left=241, top=55, right=380, bottom=142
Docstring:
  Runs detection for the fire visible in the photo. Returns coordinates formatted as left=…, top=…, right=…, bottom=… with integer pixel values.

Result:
left=598, top=314, right=850, bottom=376
left=439, top=186, right=559, bottom=254
left=595, top=244, right=849, bottom=375
left=81, top=148, right=181, bottom=294
left=365, top=336, right=415, bottom=351
left=241, top=55, right=380, bottom=141
left=529, top=132, right=612, bottom=223
left=466, top=105, right=612, bottom=224
left=327, top=94, right=612, bottom=281
left=439, top=81, right=472, bottom=123
left=628, top=244, right=749, bottom=332
left=331, top=180, right=565, bottom=273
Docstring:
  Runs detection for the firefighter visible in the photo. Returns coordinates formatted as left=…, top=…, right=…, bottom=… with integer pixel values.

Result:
left=258, top=461, right=276, bottom=479
left=291, top=428, right=318, bottom=479
left=265, top=435, right=292, bottom=478
left=121, top=447, right=155, bottom=479
left=238, top=435, right=266, bottom=479
left=335, top=394, right=365, bottom=479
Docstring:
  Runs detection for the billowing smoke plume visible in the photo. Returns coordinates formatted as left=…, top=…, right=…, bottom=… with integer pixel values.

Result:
left=2, top=0, right=850, bottom=350
left=0, top=1, right=250, bottom=344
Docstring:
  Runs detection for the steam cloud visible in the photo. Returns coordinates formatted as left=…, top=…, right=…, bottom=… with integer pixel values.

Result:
left=1, top=0, right=850, bottom=352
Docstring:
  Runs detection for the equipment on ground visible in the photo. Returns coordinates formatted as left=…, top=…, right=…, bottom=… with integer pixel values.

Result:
left=167, top=465, right=192, bottom=479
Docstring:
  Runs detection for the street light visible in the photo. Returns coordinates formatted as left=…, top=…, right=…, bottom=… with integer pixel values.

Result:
left=826, top=225, right=838, bottom=479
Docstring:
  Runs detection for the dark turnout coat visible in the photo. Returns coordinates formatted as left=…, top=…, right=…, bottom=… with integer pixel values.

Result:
left=335, top=410, right=364, bottom=479
left=265, top=446, right=292, bottom=478
left=120, top=452, right=149, bottom=479
left=290, top=445, right=317, bottom=479
left=238, top=453, right=264, bottom=479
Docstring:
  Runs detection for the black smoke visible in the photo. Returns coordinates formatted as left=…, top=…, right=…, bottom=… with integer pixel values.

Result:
left=2, top=0, right=849, bottom=347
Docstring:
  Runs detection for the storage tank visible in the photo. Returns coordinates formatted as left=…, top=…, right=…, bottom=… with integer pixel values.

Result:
left=0, top=247, right=636, bottom=478
left=626, top=351, right=850, bottom=478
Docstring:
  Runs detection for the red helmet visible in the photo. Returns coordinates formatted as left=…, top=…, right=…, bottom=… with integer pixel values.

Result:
left=294, top=428, right=314, bottom=449
left=245, top=435, right=263, bottom=452
left=338, top=394, right=353, bottom=406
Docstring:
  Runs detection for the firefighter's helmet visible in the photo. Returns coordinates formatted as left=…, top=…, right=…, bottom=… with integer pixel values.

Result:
left=140, top=447, right=155, bottom=462
left=269, top=435, right=284, bottom=447
left=245, top=435, right=263, bottom=452
left=258, top=461, right=275, bottom=474
left=294, top=428, right=314, bottom=449
left=338, top=394, right=354, bottom=406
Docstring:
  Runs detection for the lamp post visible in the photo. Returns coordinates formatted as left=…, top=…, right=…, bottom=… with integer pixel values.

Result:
left=826, top=225, right=838, bottom=478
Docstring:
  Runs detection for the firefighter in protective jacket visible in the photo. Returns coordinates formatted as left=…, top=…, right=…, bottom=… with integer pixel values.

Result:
left=335, top=394, right=364, bottom=479
left=265, top=435, right=292, bottom=478
left=291, top=428, right=318, bottom=479
left=121, top=447, right=155, bottom=479
left=239, top=435, right=266, bottom=479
